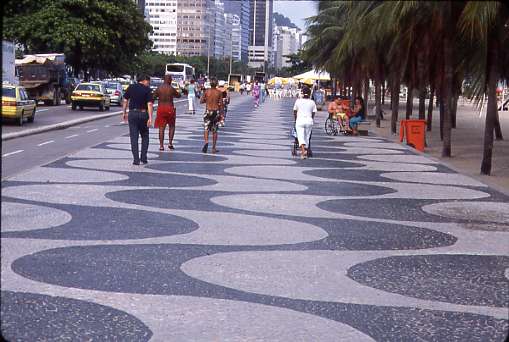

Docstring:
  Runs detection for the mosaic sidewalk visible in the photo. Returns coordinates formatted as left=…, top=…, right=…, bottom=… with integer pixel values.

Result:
left=1, top=96, right=508, bottom=341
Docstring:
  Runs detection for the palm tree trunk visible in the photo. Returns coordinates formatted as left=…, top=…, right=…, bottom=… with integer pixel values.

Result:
left=391, top=77, right=400, bottom=134
left=494, top=110, right=503, bottom=140
left=481, top=36, right=499, bottom=175
left=418, top=90, right=426, bottom=120
left=405, top=86, right=413, bottom=119
left=451, top=92, right=458, bottom=129
left=441, top=24, right=454, bottom=157
left=375, top=67, right=382, bottom=127
left=364, top=78, right=369, bottom=115
left=439, top=95, right=444, bottom=140
left=427, top=86, right=434, bottom=131
left=382, top=81, right=386, bottom=105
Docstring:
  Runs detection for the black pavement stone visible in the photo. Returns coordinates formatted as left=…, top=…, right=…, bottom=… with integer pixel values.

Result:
left=347, top=254, right=509, bottom=307
left=303, top=168, right=393, bottom=183
left=146, top=161, right=231, bottom=175
left=0, top=291, right=152, bottom=342
left=11, top=245, right=508, bottom=341
left=298, top=179, right=396, bottom=197
left=105, top=189, right=236, bottom=212
left=317, top=198, right=503, bottom=224
left=1, top=205, right=198, bottom=240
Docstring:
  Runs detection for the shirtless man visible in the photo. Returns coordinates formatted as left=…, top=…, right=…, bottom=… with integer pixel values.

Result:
left=153, top=75, right=181, bottom=150
left=200, top=78, right=223, bottom=153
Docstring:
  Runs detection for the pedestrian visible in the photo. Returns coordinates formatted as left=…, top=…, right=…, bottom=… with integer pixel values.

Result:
left=246, top=82, right=251, bottom=95
left=153, top=74, right=181, bottom=151
left=252, top=81, right=260, bottom=107
left=293, top=86, right=316, bottom=159
left=187, top=79, right=197, bottom=115
left=348, top=96, right=366, bottom=136
left=218, top=80, right=230, bottom=127
left=122, top=74, right=153, bottom=165
left=240, top=82, right=245, bottom=95
left=260, top=81, right=266, bottom=103
left=200, top=78, right=223, bottom=154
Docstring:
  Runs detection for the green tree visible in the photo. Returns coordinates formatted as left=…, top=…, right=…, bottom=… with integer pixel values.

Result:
left=3, top=0, right=152, bottom=78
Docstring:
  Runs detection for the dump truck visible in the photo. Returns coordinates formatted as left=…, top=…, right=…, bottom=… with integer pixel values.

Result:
left=16, top=53, right=72, bottom=105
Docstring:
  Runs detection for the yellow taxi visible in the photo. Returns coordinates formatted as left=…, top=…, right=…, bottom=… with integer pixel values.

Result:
left=71, top=82, right=111, bottom=111
left=2, top=83, right=37, bottom=126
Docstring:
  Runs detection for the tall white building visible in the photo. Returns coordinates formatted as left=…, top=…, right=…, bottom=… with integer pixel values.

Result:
left=145, top=1, right=178, bottom=55
left=273, top=25, right=302, bottom=69
left=213, top=0, right=225, bottom=58
left=225, top=13, right=242, bottom=61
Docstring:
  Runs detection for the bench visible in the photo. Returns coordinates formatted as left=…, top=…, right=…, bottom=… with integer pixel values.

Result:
left=358, top=120, right=371, bottom=136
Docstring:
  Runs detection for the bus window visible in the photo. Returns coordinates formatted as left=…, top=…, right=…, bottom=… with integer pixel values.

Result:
left=167, top=65, right=184, bottom=73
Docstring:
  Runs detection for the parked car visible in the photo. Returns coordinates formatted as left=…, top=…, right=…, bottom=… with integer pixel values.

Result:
left=71, top=82, right=111, bottom=111
left=150, top=77, right=163, bottom=92
left=104, top=81, right=124, bottom=106
left=2, top=84, right=36, bottom=126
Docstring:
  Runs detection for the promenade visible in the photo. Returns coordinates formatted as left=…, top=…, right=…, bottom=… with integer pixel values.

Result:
left=1, top=95, right=508, bottom=341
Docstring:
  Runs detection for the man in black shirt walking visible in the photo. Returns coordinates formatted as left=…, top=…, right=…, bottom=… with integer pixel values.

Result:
left=122, top=75, right=154, bottom=165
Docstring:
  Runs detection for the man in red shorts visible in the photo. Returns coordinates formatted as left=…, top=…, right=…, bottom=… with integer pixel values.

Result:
left=154, top=74, right=181, bottom=151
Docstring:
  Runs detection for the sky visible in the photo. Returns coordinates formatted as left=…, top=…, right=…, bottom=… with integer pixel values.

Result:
left=273, top=0, right=318, bottom=31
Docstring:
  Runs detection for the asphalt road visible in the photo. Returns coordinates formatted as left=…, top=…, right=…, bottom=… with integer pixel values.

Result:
left=1, top=98, right=190, bottom=179
left=1, top=100, right=122, bottom=135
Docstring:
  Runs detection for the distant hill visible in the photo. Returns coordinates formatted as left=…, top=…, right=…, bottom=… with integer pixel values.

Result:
left=274, top=12, right=299, bottom=30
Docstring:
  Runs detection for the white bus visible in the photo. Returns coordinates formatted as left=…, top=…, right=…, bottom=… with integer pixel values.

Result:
left=165, top=63, right=195, bottom=84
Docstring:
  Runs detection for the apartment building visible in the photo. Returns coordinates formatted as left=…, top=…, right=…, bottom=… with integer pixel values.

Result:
left=145, top=0, right=178, bottom=54
left=248, top=0, right=273, bottom=69
left=223, top=0, right=250, bottom=63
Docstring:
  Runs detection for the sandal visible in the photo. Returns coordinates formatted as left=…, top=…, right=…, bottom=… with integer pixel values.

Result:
left=168, top=145, right=175, bottom=150
left=212, top=148, right=219, bottom=154
left=159, top=146, right=164, bottom=151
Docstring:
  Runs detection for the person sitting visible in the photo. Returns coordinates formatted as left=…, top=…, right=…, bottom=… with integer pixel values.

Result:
left=327, top=96, right=339, bottom=120
left=348, top=96, right=366, bottom=135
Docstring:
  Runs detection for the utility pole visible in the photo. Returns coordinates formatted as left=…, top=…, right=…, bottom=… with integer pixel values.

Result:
left=207, top=27, right=211, bottom=77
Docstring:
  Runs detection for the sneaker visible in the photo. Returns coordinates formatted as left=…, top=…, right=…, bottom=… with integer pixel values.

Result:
left=202, top=143, right=208, bottom=153
left=141, top=160, right=148, bottom=165
left=133, top=161, right=140, bottom=165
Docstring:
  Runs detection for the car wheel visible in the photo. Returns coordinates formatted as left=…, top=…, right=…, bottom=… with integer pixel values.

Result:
left=18, top=111, right=24, bottom=126
left=79, top=106, right=83, bottom=111
left=99, top=102, right=105, bottom=111
left=27, top=108, right=36, bottom=123
left=71, top=102, right=77, bottom=110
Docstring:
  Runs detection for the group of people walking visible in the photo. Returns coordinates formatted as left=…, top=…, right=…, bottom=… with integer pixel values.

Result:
left=122, top=75, right=230, bottom=164
left=122, top=74, right=365, bottom=165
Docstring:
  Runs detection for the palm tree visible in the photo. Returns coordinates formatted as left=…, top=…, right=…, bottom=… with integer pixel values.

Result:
left=459, top=2, right=508, bottom=175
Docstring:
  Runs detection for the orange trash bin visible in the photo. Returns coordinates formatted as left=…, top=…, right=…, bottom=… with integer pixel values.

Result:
left=399, top=119, right=426, bottom=151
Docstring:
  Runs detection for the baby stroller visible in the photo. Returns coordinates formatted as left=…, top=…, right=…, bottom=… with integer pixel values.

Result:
left=291, top=125, right=313, bottom=157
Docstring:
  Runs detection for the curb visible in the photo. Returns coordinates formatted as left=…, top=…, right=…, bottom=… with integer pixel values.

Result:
left=1, top=111, right=122, bottom=141
left=2, top=99, right=190, bottom=141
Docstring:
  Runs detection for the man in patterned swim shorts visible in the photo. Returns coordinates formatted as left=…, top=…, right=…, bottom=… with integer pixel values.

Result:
left=200, top=78, right=223, bottom=153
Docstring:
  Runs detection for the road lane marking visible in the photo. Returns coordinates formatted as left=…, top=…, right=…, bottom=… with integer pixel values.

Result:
left=104, top=125, right=110, bottom=128
left=86, top=129, right=99, bottom=133
left=65, top=134, right=79, bottom=139
left=36, top=109, right=49, bottom=113
left=37, top=140, right=54, bottom=146
left=2, top=150, right=24, bottom=157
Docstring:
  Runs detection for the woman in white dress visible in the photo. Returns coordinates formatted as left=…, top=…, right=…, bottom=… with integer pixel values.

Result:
left=293, top=86, right=316, bottom=159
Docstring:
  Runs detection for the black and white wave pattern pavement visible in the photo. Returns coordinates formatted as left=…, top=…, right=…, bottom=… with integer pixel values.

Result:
left=2, top=96, right=509, bottom=341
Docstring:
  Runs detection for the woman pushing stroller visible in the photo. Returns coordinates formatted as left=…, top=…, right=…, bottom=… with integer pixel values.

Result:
left=293, top=86, right=316, bottom=159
